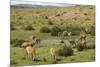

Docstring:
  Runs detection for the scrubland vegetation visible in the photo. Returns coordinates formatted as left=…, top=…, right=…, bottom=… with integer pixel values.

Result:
left=11, top=5, right=95, bottom=66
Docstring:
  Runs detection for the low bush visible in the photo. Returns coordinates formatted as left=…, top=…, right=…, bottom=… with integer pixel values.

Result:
left=24, top=25, right=35, bottom=30
left=40, top=26, right=51, bottom=33
left=48, top=20, right=53, bottom=25
left=76, top=44, right=87, bottom=51
left=57, top=46, right=73, bottom=57
left=51, top=26, right=62, bottom=36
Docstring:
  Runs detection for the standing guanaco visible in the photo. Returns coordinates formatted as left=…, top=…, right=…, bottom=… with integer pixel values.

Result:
left=50, top=48, right=57, bottom=62
left=25, top=46, right=36, bottom=61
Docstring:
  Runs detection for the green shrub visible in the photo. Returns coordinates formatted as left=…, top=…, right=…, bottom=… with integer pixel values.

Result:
left=24, top=25, right=35, bottom=30
left=48, top=20, right=53, bottom=25
left=57, top=46, right=73, bottom=57
left=40, top=26, right=51, bottom=33
left=44, top=16, right=48, bottom=19
left=76, top=44, right=86, bottom=51
left=51, top=26, right=62, bottom=36
left=82, top=25, right=95, bottom=36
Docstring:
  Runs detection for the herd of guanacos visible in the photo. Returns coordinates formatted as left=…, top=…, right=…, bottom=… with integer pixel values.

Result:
left=21, top=31, right=87, bottom=62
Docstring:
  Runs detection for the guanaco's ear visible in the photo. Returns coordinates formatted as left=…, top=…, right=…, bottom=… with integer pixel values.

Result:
left=31, top=35, right=36, bottom=39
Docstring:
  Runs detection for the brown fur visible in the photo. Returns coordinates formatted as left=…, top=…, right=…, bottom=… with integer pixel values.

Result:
left=77, top=35, right=87, bottom=47
left=21, top=35, right=40, bottom=61
left=25, top=46, right=36, bottom=60
left=21, top=40, right=35, bottom=48
left=50, top=48, right=57, bottom=61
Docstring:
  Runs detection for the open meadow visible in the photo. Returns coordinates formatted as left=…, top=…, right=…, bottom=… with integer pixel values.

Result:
left=10, top=5, right=95, bottom=66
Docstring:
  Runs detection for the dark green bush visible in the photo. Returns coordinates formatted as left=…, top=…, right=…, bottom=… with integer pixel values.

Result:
left=48, top=20, right=53, bottom=25
left=40, top=26, right=51, bottom=33
left=57, top=46, right=73, bottom=57
left=51, top=26, right=62, bottom=36
left=44, top=16, right=48, bottom=19
left=76, top=44, right=87, bottom=51
left=24, top=25, right=35, bottom=30
left=11, top=39, right=25, bottom=47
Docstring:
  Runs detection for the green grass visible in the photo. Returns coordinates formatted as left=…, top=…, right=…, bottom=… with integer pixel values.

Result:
left=11, top=46, right=95, bottom=66
left=10, top=30, right=95, bottom=66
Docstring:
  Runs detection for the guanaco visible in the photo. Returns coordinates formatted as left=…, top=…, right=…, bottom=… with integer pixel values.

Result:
left=50, top=41, right=69, bottom=62
left=25, top=46, right=36, bottom=61
left=77, top=35, right=87, bottom=47
left=50, top=48, right=57, bottom=61
left=67, top=32, right=72, bottom=37
left=69, top=40, right=76, bottom=48
left=62, top=31, right=68, bottom=39
left=21, top=40, right=35, bottom=48
left=58, top=32, right=62, bottom=38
